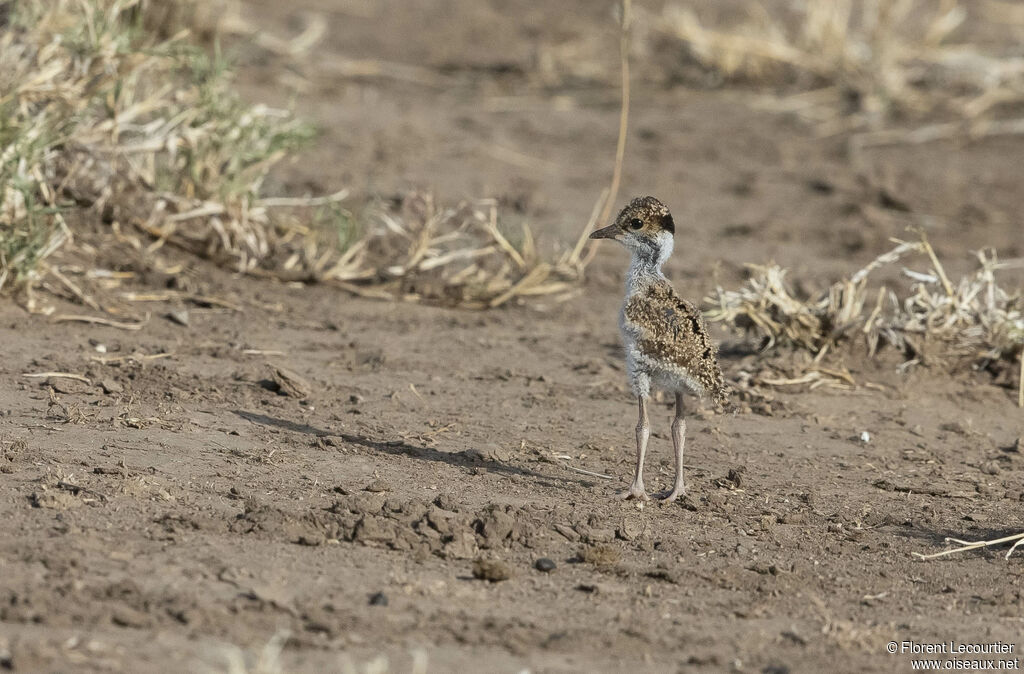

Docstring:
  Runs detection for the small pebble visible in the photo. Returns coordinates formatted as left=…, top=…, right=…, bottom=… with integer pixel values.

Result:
left=368, top=592, right=388, bottom=606
left=100, top=379, right=123, bottom=395
left=534, top=557, right=556, bottom=573
left=166, top=309, right=190, bottom=327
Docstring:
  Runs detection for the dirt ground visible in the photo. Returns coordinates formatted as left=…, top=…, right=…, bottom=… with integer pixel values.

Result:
left=2, top=1, right=1023, bottom=672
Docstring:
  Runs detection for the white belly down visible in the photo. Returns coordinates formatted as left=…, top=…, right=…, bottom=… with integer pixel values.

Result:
left=622, top=334, right=703, bottom=399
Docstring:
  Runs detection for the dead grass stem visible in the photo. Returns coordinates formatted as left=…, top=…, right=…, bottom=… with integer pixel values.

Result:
left=597, top=0, right=633, bottom=229
left=914, top=531, right=1024, bottom=561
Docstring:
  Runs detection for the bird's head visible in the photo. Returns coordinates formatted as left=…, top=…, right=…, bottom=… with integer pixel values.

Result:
left=589, top=196, right=675, bottom=266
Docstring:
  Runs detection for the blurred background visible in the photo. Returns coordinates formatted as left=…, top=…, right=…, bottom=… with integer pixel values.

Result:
left=216, top=0, right=1024, bottom=270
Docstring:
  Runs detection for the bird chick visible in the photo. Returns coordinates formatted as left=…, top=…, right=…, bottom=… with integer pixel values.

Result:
left=590, top=196, right=729, bottom=502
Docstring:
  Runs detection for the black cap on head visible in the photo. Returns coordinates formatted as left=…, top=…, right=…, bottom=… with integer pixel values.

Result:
left=590, top=196, right=676, bottom=240
left=620, top=196, right=674, bottom=235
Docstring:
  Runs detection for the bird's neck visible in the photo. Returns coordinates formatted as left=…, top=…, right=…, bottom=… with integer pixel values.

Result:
left=625, top=233, right=673, bottom=295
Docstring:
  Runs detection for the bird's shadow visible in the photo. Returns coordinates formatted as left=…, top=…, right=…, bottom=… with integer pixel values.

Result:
left=234, top=410, right=329, bottom=436
left=232, top=410, right=586, bottom=489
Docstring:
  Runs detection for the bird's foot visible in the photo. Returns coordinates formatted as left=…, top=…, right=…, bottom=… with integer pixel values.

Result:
left=619, top=482, right=650, bottom=501
left=655, top=487, right=685, bottom=503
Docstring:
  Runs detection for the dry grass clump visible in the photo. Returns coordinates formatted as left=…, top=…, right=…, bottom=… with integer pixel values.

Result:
left=0, top=0, right=313, bottom=293
left=651, top=0, right=1024, bottom=136
left=279, top=192, right=592, bottom=308
left=705, top=233, right=1024, bottom=399
left=0, top=0, right=586, bottom=310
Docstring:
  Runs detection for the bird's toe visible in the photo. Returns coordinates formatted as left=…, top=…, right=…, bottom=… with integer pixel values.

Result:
left=618, top=484, right=650, bottom=501
left=655, top=489, right=684, bottom=503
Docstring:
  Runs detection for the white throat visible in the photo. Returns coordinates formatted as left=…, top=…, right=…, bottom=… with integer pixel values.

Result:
left=624, top=231, right=673, bottom=295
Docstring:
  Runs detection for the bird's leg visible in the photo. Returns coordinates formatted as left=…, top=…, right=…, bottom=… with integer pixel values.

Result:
left=658, top=392, right=686, bottom=502
left=620, top=396, right=650, bottom=501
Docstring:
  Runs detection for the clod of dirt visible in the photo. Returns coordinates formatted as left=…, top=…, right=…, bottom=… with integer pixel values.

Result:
left=347, top=492, right=387, bottom=513
left=715, top=466, right=745, bottom=489
left=364, top=479, right=390, bottom=493
left=368, top=592, right=388, bottom=606
left=577, top=526, right=615, bottom=544
left=616, top=519, right=645, bottom=542
left=474, top=504, right=516, bottom=547
left=46, top=377, right=89, bottom=395
left=578, top=543, right=621, bottom=567
left=30, top=489, right=81, bottom=510
left=478, top=444, right=511, bottom=463
left=705, top=492, right=730, bottom=512
left=553, top=524, right=579, bottom=542
left=268, top=365, right=311, bottom=398
left=443, top=532, right=479, bottom=560
left=352, top=515, right=397, bottom=547
left=747, top=563, right=781, bottom=576
left=99, top=379, right=123, bottom=394
left=425, top=506, right=457, bottom=535
left=778, top=511, right=806, bottom=525
left=534, top=558, right=556, bottom=573
left=433, top=493, right=458, bottom=512
left=472, top=558, right=512, bottom=582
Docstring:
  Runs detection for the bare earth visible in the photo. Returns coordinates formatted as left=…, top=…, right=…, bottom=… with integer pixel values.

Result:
left=1, top=1, right=1022, bottom=672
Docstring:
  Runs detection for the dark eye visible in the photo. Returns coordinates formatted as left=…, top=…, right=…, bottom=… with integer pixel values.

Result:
left=628, top=218, right=643, bottom=230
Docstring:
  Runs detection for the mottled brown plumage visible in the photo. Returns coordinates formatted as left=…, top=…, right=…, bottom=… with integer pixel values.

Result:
left=624, top=280, right=730, bottom=409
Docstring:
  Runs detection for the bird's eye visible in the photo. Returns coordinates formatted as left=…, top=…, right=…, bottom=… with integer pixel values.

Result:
left=628, top=218, right=643, bottom=230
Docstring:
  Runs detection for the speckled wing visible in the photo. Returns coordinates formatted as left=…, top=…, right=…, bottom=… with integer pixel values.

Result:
left=624, top=280, right=730, bottom=407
